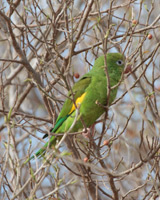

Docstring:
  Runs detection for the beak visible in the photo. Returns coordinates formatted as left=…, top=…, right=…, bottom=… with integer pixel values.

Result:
left=124, top=63, right=132, bottom=74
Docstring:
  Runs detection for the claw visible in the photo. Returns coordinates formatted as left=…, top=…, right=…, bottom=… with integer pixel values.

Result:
left=82, top=128, right=91, bottom=138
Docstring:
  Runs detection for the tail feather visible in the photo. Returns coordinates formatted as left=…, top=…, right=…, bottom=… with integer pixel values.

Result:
left=24, top=115, right=70, bottom=164
left=24, top=135, right=56, bottom=164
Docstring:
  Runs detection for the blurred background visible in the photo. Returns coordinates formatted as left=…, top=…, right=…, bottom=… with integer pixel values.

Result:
left=0, top=0, right=160, bottom=199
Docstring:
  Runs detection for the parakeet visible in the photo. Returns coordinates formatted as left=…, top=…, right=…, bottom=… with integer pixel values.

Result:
left=25, top=53, right=125, bottom=163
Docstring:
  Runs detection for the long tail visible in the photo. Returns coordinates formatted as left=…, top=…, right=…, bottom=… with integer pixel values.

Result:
left=24, top=136, right=56, bottom=164
left=24, top=116, right=68, bottom=164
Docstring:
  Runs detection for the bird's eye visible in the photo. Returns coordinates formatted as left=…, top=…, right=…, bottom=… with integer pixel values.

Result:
left=116, top=60, right=124, bottom=65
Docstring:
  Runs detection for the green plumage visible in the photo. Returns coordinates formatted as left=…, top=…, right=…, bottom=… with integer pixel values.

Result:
left=25, top=53, right=125, bottom=163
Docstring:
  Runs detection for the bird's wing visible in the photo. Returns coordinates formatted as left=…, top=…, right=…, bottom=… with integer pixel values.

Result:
left=24, top=76, right=92, bottom=163
left=49, top=76, right=91, bottom=135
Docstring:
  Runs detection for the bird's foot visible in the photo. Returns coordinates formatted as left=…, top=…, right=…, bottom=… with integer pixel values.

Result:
left=82, top=128, right=92, bottom=138
left=82, top=125, right=96, bottom=138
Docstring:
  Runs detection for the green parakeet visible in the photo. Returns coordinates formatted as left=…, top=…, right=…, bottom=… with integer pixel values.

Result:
left=25, top=53, right=125, bottom=163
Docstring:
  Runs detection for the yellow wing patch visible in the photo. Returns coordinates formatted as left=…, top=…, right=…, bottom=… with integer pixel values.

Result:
left=69, top=92, right=86, bottom=114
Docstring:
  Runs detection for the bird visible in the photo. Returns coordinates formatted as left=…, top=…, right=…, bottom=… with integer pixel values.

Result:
left=25, top=52, right=125, bottom=163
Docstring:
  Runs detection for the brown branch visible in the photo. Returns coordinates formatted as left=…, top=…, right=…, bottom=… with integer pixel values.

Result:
left=0, top=10, right=42, bottom=86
